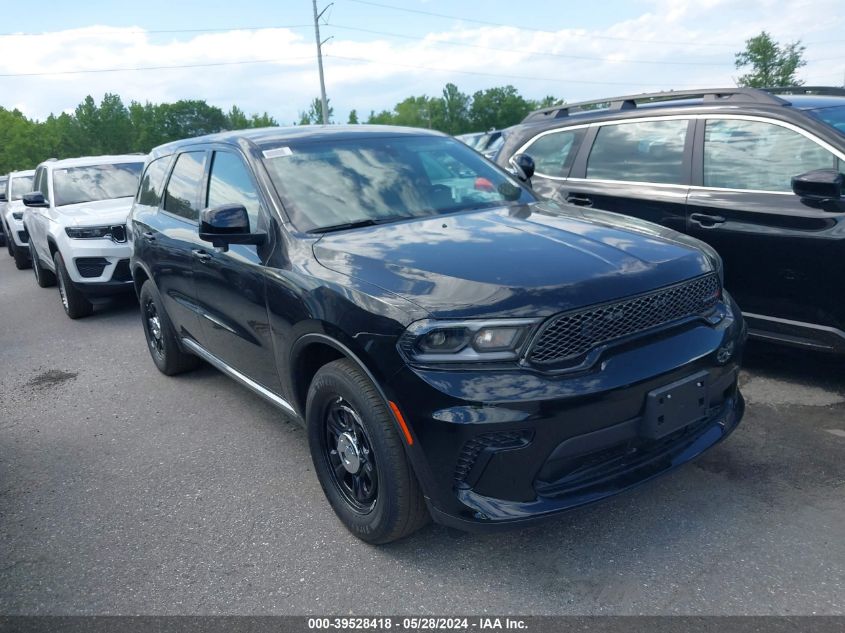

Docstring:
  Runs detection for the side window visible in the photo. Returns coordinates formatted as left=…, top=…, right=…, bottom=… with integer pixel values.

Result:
left=703, top=119, right=839, bottom=192
left=136, top=156, right=171, bottom=208
left=587, top=119, right=689, bottom=184
left=35, top=168, right=49, bottom=200
left=206, top=152, right=262, bottom=228
left=522, top=128, right=586, bottom=178
left=163, top=151, right=207, bottom=221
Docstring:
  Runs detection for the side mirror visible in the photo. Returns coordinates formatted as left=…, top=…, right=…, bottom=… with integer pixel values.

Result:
left=22, top=191, right=48, bottom=207
left=510, top=153, right=535, bottom=183
left=791, top=169, right=843, bottom=201
left=199, top=204, right=266, bottom=251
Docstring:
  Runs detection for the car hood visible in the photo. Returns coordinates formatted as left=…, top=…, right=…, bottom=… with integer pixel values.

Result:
left=56, top=197, right=134, bottom=227
left=313, top=202, right=715, bottom=319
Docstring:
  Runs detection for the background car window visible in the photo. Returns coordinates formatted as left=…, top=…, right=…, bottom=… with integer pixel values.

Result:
left=163, top=151, right=207, bottom=221
left=136, top=157, right=171, bottom=208
left=587, top=120, right=689, bottom=184
left=703, top=119, right=840, bottom=191
left=206, top=152, right=261, bottom=228
left=10, top=175, right=34, bottom=200
left=523, top=129, right=586, bottom=178
left=52, top=163, right=143, bottom=207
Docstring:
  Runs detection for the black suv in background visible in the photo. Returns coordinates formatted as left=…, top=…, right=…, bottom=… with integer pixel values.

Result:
left=496, top=87, right=845, bottom=355
left=130, top=125, right=745, bottom=543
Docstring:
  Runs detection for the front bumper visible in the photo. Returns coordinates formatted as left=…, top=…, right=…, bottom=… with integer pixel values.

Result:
left=55, top=234, right=132, bottom=286
left=4, top=213, right=28, bottom=248
left=384, top=298, right=746, bottom=531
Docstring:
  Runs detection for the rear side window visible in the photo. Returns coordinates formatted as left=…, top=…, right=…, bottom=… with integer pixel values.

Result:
left=206, top=151, right=262, bottom=228
left=587, top=119, right=689, bottom=184
left=703, top=119, right=840, bottom=192
left=137, top=157, right=171, bottom=208
left=163, top=151, right=207, bottom=221
left=522, top=128, right=586, bottom=178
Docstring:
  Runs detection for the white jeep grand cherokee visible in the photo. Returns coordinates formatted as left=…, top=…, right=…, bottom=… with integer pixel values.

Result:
left=3, top=169, right=37, bottom=270
left=23, top=155, right=145, bottom=318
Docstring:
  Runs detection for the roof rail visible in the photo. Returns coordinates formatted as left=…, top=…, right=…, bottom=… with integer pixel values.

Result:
left=763, top=86, right=845, bottom=97
left=522, top=87, right=789, bottom=122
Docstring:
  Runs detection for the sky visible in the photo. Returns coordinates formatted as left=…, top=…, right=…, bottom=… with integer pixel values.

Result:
left=0, top=0, right=843, bottom=126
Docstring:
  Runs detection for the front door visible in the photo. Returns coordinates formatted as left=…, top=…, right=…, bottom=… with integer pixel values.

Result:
left=686, top=117, right=845, bottom=333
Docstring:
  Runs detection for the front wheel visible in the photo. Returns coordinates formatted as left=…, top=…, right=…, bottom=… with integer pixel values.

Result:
left=306, top=358, right=429, bottom=544
left=12, top=241, right=30, bottom=270
left=54, top=251, right=93, bottom=319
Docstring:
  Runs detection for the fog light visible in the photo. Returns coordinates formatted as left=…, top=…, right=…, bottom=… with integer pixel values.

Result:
left=716, top=341, right=735, bottom=364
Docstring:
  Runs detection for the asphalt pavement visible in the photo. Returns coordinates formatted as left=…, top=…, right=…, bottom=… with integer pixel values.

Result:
left=0, top=254, right=843, bottom=615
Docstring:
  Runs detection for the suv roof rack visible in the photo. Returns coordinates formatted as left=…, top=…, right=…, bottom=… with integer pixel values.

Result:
left=523, top=87, right=791, bottom=122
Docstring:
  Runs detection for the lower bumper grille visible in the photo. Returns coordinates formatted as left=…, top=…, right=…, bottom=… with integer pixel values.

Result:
left=76, top=257, right=109, bottom=278
left=454, top=430, right=533, bottom=487
left=111, top=259, right=131, bottom=282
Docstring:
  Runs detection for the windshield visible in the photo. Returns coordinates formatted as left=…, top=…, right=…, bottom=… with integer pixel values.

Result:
left=807, top=105, right=845, bottom=136
left=10, top=176, right=34, bottom=200
left=262, top=135, right=534, bottom=232
left=52, top=162, right=143, bottom=207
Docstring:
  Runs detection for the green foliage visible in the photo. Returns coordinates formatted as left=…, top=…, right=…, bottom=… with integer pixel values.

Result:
left=735, top=31, right=806, bottom=88
left=298, top=97, right=334, bottom=125
left=0, top=94, right=279, bottom=174
left=363, top=83, right=563, bottom=135
left=347, top=109, right=359, bottom=124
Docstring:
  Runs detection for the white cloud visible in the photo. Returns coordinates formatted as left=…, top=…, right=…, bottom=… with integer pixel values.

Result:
left=0, top=0, right=842, bottom=126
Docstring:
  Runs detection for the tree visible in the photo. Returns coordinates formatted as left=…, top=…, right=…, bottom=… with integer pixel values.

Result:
left=440, top=83, right=470, bottom=135
left=469, top=85, right=533, bottom=132
left=226, top=105, right=251, bottom=130
left=735, top=31, right=806, bottom=88
left=347, top=109, right=359, bottom=124
left=298, top=97, right=333, bottom=124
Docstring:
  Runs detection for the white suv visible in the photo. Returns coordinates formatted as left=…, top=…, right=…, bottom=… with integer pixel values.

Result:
left=3, top=169, right=36, bottom=269
left=23, top=155, right=145, bottom=318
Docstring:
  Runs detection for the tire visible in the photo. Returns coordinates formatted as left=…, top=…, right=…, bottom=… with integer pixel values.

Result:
left=306, top=358, right=429, bottom=544
left=54, top=252, right=93, bottom=319
left=29, top=239, right=56, bottom=288
left=138, top=279, right=200, bottom=375
left=12, top=241, right=31, bottom=270
left=4, top=222, right=12, bottom=257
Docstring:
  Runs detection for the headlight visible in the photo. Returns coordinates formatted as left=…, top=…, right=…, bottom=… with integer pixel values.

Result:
left=12, top=211, right=23, bottom=220
left=399, top=319, right=539, bottom=363
left=65, top=226, right=112, bottom=239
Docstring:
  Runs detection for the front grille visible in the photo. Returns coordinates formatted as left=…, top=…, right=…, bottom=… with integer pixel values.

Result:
left=454, top=430, right=532, bottom=486
left=111, top=259, right=131, bottom=282
left=76, top=257, right=109, bottom=278
left=528, top=274, right=721, bottom=366
left=17, top=231, right=28, bottom=243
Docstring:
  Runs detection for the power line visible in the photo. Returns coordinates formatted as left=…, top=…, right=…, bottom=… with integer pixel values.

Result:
left=0, top=56, right=314, bottom=78
left=324, top=53, right=711, bottom=87
left=0, top=25, right=313, bottom=37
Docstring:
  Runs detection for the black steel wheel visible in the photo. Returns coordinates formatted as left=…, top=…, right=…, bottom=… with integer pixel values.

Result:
left=138, top=279, right=200, bottom=375
left=307, top=358, right=429, bottom=543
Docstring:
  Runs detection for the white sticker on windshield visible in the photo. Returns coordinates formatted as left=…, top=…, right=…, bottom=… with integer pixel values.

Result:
left=263, top=147, right=293, bottom=159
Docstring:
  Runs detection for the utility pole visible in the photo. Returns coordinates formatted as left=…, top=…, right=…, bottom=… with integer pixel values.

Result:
left=312, top=0, right=331, bottom=125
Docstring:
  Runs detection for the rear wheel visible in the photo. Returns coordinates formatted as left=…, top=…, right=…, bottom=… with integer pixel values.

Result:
left=29, top=240, right=56, bottom=288
left=139, top=279, right=200, bottom=375
left=307, top=358, right=429, bottom=544
left=54, top=251, right=93, bottom=319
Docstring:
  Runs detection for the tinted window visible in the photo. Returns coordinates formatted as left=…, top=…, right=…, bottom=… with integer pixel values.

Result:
left=10, top=175, right=34, bottom=200
left=703, top=119, right=840, bottom=191
left=206, top=152, right=261, bottom=227
left=163, top=152, right=207, bottom=221
left=35, top=168, right=49, bottom=199
left=587, top=120, right=689, bottom=184
left=263, top=136, right=534, bottom=232
left=137, top=157, right=170, bottom=208
left=52, top=162, right=143, bottom=207
left=523, top=129, right=585, bottom=177
left=807, top=105, right=845, bottom=135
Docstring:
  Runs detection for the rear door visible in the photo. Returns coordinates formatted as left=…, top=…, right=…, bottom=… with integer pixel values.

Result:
left=686, top=116, right=845, bottom=331
left=561, top=117, right=693, bottom=234
left=191, top=148, right=279, bottom=391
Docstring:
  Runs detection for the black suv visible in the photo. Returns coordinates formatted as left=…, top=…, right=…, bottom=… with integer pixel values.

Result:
left=129, top=125, right=745, bottom=543
left=496, top=87, right=845, bottom=355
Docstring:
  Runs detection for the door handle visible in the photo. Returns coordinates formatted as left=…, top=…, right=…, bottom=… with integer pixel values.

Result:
left=141, top=231, right=156, bottom=241
left=191, top=249, right=212, bottom=263
left=689, top=213, right=726, bottom=227
left=566, top=193, right=593, bottom=207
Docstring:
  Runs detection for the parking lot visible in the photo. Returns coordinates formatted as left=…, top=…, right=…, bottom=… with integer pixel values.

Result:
left=0, top=257, right=843, bottom=615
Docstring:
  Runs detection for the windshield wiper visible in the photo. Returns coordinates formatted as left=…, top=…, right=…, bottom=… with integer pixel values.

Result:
left=308, top=216, right=407, bottom=234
